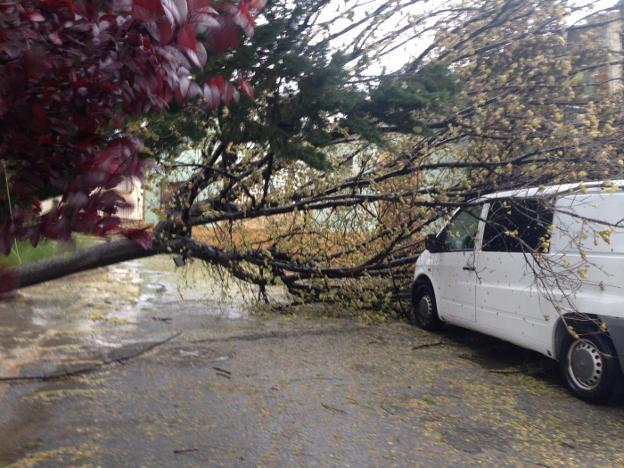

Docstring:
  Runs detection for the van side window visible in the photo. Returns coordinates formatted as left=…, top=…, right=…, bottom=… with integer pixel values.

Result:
left=438, top=205, right=482, bottom=252
left=482, top=199, right=553, bottom=253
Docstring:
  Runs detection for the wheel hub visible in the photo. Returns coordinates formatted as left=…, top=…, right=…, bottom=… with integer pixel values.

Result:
left=418, top=295, right=432, bottom=319
left=568, top=339, right=603, bottom=390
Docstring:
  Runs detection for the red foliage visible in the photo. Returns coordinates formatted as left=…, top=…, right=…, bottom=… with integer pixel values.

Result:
left=0, top=0, right=262, bottom=252
left=121, top=225, right=154, bottom=249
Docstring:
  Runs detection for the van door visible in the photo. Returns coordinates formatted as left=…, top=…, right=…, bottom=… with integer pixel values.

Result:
left=431, top=205, right=483, bottom=323
left=474, top=199, right=554, bottom=353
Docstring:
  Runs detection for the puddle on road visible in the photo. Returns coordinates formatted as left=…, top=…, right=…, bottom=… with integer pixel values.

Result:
left=0, top=255, right=283, bottom=383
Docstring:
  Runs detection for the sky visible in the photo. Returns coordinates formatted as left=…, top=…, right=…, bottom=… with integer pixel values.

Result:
left=312, top=0, right=622, bottom=76
left=569, top=0, right=620, bottom=24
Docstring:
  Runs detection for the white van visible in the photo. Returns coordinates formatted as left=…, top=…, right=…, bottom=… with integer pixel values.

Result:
left=411, top=181, right=624, bottom=404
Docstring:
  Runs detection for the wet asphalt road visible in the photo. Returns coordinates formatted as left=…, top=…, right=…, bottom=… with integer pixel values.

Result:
left=1, top=256, right=623, bottom=466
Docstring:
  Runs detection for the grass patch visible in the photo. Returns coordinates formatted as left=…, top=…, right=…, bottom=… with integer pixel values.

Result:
left=0, top=235, right=100, bottom=268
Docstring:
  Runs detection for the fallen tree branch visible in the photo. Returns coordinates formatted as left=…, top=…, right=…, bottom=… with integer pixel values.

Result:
left=6, top=238, right=160, bottom=290
left=0, top=331, right=181, bottom=383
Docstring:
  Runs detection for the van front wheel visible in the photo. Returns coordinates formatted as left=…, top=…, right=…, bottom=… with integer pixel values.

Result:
left=560, top=333, right=623, bottom=404
left=409, top=283, right=443, bottom=331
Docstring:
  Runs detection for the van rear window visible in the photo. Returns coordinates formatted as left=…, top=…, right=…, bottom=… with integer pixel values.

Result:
left=555, top=193, right=624, bottom=254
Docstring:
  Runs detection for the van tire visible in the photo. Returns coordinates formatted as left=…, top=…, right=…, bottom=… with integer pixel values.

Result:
left=559, top=332, right=624, bottom=404
left=410, top=283, right=444, bottom=331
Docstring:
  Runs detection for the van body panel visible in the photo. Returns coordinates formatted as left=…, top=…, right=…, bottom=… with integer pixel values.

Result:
left=477, top=180, right=624, bottom=202
left=475, top=250, right=554, bottom=356
left=432, top=251, right=477, bottom=323
left=414, top=251, right=477, bottom=323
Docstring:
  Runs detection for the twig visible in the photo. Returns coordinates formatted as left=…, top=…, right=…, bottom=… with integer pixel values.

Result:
left=488, top=368, right=522, bottom=374
left=411, top=340, right=444, bottom=350
left=321, top=402, right=348, bottom=415
left=0, top=332, right=182, bottom=383
left=380, top=402, right=396, bottom=415
left=3, top=160, right=21, bottom=264
left=174, top=448, right=199, bottom=455
left=152, top=316, right=173, bottom=322
left=213, top=366, right=232, bottom=379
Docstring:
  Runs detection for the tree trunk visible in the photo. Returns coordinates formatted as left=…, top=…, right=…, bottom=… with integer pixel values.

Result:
left=7, top=239, right=158, bottom=290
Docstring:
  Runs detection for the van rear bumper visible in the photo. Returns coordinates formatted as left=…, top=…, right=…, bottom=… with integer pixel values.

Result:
left=600, top=315, right=624, bottom=375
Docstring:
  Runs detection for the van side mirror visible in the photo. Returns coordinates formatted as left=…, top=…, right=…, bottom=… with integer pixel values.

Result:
left=425, top=233, right=439, bottom=253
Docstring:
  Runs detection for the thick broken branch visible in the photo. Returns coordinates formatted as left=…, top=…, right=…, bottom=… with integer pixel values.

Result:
left=7, top=238, right=160, bottom=290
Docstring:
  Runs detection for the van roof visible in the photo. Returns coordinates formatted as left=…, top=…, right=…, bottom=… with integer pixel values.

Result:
left=477, top=180, right=624, bottom=201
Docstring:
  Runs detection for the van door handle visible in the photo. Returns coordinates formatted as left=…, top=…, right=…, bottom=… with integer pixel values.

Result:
left=462, top=266, right=476, bottom=271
